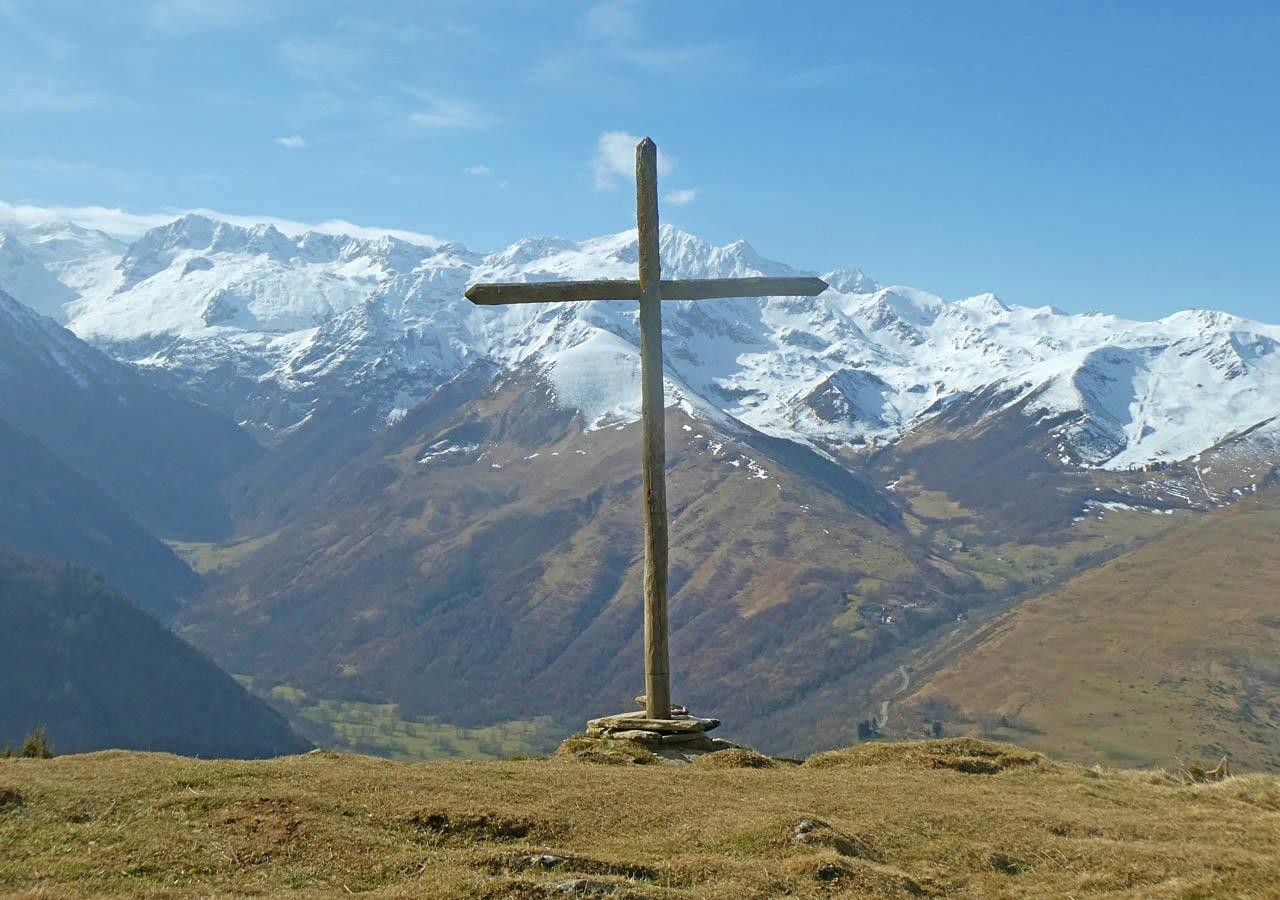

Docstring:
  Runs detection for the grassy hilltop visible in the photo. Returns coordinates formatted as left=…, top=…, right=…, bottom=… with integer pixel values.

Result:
left=2, top=738, right=1278, bottom=898
left=897, top=491, right=1280, bottom=771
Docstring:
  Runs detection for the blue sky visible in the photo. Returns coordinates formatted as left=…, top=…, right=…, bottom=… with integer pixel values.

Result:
left=2, top=1, right=1278, bottom=320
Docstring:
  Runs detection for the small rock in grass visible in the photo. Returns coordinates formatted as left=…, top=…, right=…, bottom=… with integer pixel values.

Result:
left=549, top=877, right=616, bottom=895
left=523, top=853, right=565, bottom=869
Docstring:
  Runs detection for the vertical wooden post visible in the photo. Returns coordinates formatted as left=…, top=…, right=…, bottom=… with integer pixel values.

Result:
left=635, top=137, right=671, bottom=721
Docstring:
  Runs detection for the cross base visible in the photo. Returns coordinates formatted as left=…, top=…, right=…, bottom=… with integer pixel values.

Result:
left=577, top=702, right=738, bottom=759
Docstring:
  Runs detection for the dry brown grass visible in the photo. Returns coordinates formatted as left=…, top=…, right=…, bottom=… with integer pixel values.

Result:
left=901, top=491, right=1280, bottom=772
left=1, top=738, right=1278, bottom=898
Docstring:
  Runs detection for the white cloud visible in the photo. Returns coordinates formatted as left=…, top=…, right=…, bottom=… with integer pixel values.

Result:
left=0, top=200, right=445, bottom=247
left=465, top=164, right=492, bottom=176
left=275, top=135, right=306, bottom=149
left=664, top=188, right=697, bottom=207
left=593, top=131, right=673, bottom=190
left=406, top=94, right=492, bottom=130
left=147, top=0, right=264, bottom=34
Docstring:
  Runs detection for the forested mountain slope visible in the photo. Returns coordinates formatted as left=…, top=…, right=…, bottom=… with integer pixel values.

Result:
left=0, top=547, right=308, bottom=758
left=0, top=419, right=196, bottom=619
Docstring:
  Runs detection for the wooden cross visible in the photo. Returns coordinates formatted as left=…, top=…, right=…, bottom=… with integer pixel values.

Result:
left=466, top=137, right=827, bottom=721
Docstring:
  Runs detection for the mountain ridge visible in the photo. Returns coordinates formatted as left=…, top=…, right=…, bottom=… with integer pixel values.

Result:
left=0, top=287, right=260, bottom=540
left=1, top=213, right=1275, bottom=473
left=0, top=211, right=1275, bottom=768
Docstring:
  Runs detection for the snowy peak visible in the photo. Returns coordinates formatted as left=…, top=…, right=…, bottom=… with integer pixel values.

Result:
left=823, top=267, right=878, bottom=294
left=116, top=214, right=428, bottom=292
left=954, top=292, right=1010, bottom=317
left=0, top=230, right=77, bottom=315
left=799, top=368, right=900, bottom=431
left=479, top=226, right=801, bottom=283
left=4, top=209, right=1279, bottom=471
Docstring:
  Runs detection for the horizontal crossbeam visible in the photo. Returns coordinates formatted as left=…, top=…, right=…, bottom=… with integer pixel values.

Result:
left=465, top=275, right=828, bottom=306
left=661, top=276, right=829, bottom=301
left=466, top=279, right=639, bottom=305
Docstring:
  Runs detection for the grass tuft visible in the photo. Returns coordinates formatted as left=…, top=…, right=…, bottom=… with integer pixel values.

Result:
left=555, top=734, right=659, bottom=766
left=804, top=737, right=1048, bottom=775
left=690, top=748, right=776, bottom=769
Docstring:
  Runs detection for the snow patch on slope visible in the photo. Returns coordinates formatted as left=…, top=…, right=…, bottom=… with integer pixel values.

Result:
left=1, top=211, right=1277, bottom=469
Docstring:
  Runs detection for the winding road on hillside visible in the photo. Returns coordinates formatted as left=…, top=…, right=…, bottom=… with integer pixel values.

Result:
left=876, top=665, right=911, bottom=730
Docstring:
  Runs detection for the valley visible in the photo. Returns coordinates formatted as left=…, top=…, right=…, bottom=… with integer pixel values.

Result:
left=0, top=211, right=1276, bottom=767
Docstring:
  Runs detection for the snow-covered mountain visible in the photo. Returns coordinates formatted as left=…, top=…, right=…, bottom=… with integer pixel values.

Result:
left=2, top=213, right=1278, bottom=470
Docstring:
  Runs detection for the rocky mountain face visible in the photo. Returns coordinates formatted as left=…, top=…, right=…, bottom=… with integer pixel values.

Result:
left=1, top=211, right=1277, bottom=759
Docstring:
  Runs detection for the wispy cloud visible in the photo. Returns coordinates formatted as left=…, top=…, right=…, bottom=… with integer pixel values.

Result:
left=277, top=35, right=364, bottom=81
left=0, top=76, right=108, bottom=113
left=583, top=0, right=642, bottom=43
left=0, top=0, right=75, bottom=58
left=146, top=0, right=266, bottom=34
left=0, top=200, right=445, bottom=247
left=664, top=188, right=697, bottom=207
left=464, top=164, right=509, bottom=190
left=406, top=93, right=492, bottom=130
left=275, top=135, right=306, bottom=149
left=593, top=131, right=673, bottom=189
left=0, top=159, right=136, bottom=191
left=534, top=0, right=730, bottom=85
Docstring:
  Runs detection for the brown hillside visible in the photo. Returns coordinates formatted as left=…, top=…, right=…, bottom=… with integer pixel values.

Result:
left=896, top=488, right=1280, bottom=770
left=179, top=373, right=980, bottom=757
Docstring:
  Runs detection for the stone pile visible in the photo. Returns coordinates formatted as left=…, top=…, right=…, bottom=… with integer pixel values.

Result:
left=583, top=698, right=734, bottom=753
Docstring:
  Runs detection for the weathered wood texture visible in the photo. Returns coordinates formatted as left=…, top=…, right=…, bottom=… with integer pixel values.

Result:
left=660, top=276, right=828, bottom=300
left=466, top=276, right=828, bottom=306
left=634, top=695, right=688, bottom=716
left=465, top=280, right=640, bottom=305
left=635, top=137, right=672, bottom=723
left=461, top=137, right=831, bottom=730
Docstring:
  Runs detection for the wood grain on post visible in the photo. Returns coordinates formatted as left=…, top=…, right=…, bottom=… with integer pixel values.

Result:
left=465, top=280, right=641, bottom=305
left=465, top=276, right=828, bottom=307
left=660, top=276, right=829, bottom=301
left=635, top=137, right=671, bottom=722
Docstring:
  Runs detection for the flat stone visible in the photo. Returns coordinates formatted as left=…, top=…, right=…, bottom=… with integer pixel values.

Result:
left=587, top=713, right=720, bottom=734
left=606, top=729, right=663, bottom=744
